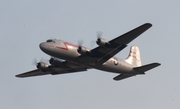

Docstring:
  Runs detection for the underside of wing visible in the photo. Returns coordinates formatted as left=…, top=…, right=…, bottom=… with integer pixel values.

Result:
left=16, top=61, right=89, bottom=78
left=90, top=23, right=152, bottom=65
left=16, top=69, right=50, bottom=78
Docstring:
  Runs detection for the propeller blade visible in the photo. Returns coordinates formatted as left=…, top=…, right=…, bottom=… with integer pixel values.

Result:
left=40, top=57, right=49, bottom=64
left=32, top=57, right=49, bottom=66
left=90, top=40, right=96, bottom=48
left=78, top=40, right=84, bottom=46
left=89, top=31, right=103, bottom=48
left=32, top=58, right=38, bottom=65
left=97, top=31, right=103, bottom=38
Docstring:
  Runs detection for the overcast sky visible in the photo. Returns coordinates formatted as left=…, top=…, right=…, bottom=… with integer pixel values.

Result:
left=1, top=0, right=180, bottom=109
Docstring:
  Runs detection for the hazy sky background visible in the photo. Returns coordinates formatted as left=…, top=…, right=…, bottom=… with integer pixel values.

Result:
left=1, top=0, right=180, bottom=109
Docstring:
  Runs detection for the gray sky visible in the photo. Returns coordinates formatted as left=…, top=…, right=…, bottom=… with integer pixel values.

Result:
left=1, top=0, right=180, bottom=109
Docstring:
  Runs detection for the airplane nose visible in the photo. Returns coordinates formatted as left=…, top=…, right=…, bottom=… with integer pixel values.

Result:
left=39, top=42, right=49, bottom=52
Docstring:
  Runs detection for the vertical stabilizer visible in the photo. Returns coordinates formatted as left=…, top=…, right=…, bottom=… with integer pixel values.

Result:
left=125, top=46, right=142, bottom=67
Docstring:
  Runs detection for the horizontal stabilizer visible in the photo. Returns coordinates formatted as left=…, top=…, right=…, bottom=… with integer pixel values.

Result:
left=113, top=63, right=161, bottom=81
left=133, top=63, right=161, bottom=73
left=113, top=74, right=136, bottom=81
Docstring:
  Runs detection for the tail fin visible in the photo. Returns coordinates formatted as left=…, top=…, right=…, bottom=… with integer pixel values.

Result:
left=125, top=46, right=141, bottom=67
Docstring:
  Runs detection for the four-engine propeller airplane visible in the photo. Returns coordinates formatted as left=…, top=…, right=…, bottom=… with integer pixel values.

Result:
left=16, top=23, right=161, bottom=80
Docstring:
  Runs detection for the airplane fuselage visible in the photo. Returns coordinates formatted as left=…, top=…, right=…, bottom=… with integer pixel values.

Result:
left=40, top=39, right=137, bottom=74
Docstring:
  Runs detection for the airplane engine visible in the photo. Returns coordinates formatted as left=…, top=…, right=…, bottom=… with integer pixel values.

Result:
left=77, top=46, right=87, bottom=55
left=36, top=62, right=49, bottom=70
left=49, top=58, right=63, bottom=66
left=96, top=38, right=109, bottom=46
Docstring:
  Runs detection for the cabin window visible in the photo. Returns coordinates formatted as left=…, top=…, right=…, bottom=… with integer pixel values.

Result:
left=46, top=39, right=55, bottom=42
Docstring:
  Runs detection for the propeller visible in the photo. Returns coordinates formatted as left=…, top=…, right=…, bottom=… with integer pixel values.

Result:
left=32, top=58, right=38, bottom=65
left=40, top=57, right=49, bottom=64
left=97, top=31, right=103, bottom=39
left=32, top=58, right=41, bottom=69
left=78, top=40, right=84, bottom=47
left=32, top=58, right=51, bottom=70
left=77, top=40, right=84, bottom=52
left=32, top=58, right=49, bottom=66
left=90, top=31, right=103, bottom=47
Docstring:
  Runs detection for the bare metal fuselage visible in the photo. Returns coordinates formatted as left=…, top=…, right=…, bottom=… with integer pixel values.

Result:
left=40, top=40, right=137, bottom=74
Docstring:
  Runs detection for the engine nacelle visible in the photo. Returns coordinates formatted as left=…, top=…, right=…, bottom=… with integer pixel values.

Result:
left=77, top=46, right=87, bottom=55
left=37, top=62, right=49, bottom=70
left=49, top=58, right=64, bottom=66
left=96, top=38, right=109, bottom=46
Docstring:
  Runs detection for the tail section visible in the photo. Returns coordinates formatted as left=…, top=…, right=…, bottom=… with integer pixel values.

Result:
left=114, top=46, right=161, bottom=81
left=125, top=46, right=141, bottom=67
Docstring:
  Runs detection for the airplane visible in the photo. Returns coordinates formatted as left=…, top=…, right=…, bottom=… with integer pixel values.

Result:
left=16, top=23, right=161, bottom=81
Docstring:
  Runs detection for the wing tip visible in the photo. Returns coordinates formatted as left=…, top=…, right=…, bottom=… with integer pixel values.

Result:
left=113, top=77, right=120, bottom=81
left=15, top=74, right=24, bottom=78
left=144, top=23, right=152, bottom=28
left=152, top=62, right=161, bottom=67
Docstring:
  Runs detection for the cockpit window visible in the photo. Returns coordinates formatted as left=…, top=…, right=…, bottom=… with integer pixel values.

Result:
left=46, top=39, right=55, bottom=42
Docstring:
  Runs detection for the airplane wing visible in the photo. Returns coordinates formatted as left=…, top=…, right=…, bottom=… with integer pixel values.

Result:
left=90, top=23, right=152, bottom=65
left=16, top=69, right=49, bottom=77
left=113, top=74, right=136, bottom=81
left=16, top=61, right=89, bottom=78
